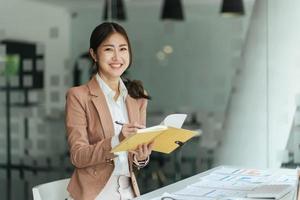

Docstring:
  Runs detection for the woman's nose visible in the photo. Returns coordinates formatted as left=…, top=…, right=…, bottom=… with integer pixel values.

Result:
left=112, top=50, right=120, bottom=60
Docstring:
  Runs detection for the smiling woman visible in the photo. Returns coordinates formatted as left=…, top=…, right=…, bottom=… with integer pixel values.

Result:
left=89, top=22, right=150, bottom=100
left=89, top=32, right=130, bottom=91
left=65, top=22, right=152, bottom=200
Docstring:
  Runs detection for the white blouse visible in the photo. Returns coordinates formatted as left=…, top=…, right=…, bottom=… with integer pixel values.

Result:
left=96, top=73, right=130, bottom=176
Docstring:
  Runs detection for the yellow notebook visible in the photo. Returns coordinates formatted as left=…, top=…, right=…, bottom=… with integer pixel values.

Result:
left=111, top=125, right=200, bottom=154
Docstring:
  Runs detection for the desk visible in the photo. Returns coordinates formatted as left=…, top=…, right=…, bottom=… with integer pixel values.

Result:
left=134, top=166, right=297, bottom=200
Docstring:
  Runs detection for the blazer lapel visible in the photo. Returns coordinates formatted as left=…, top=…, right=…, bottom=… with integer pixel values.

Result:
left=87, top=76, right=114, bottom=138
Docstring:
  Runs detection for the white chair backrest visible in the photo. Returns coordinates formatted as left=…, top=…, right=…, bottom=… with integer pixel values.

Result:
left=32, top=178, right=70, bottom=200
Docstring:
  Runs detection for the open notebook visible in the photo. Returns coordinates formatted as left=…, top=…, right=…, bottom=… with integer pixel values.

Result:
left=111, top=114, right=201, bottom=154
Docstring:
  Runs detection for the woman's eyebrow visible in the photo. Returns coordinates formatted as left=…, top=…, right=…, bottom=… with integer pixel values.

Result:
left=102, top=44, right=114, bottom=47
left=102, top=44, right=128, bottom=47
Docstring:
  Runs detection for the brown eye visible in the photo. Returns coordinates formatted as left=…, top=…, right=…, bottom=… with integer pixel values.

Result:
left=104, top=48, right=113, bottom=51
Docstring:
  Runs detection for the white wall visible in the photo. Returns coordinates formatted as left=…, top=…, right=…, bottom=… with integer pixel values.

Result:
left=268, top=0, right=300, bottom=167
left=214, top=0, right=300, bottom=168
left=0, top=0, right=71, bottom=115
left=214, top=0, right=268, bottom=168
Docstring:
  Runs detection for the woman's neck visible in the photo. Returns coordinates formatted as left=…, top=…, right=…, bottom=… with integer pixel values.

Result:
left=98, top=73, right=119, bottom=93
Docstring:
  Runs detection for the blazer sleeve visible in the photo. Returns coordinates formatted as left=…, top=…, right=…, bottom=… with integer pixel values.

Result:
left=132, top=97, right=150, bottom=167
left=65, top=88, right=115, bottom=169
left=138, top=97, right=148, bottom=126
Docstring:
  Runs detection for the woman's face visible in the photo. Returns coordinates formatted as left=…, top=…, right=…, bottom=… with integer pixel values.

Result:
left=92, top=32, right=130, bottom=80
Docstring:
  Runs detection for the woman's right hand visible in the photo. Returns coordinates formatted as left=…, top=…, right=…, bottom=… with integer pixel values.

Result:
left=119, top=122, right=145, bottom=141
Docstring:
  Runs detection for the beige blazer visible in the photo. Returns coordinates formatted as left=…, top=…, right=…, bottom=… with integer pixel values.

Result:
left=65, top=76, right=148, bottom=200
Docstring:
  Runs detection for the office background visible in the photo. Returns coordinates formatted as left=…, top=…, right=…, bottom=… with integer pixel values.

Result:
left=0, top=0, right=300, bottom=199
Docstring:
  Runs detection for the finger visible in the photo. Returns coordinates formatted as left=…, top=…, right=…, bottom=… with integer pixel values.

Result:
left=133, top=122, right=138, bottom=126
left=127, top=122, right=138, bottom=128
left=122, top=128, right=138, bottom=136
left=144, top=142, right=153, bottom=155
left=143, top=144, right=149, bottom=157
left=125, top=127, right=138, bottom=133
left=129, top=150, right=138, bottom=155
left=142, top=143, right=148, bottom=154
left=123, top=124, right=138, bottom=132
left=130, top=122, right=145, bottom=129
left=120, top=131, right=129, bottom=138
left=134, top=124, right=146, bottom=129
left=148, top=141, right=154, bottom=150
left=139, top=125, right=146, bottom=129
left=138, top=144, right=144, bottom=156
left=146, top=143, right=152, bottom=155
left=122, top=123, right=131, bottom=129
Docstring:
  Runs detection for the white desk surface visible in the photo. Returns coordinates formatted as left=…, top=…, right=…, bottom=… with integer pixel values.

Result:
left=133, top=166, right=297, bottom=200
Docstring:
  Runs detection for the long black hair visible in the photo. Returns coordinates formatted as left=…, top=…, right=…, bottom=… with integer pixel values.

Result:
left=89, top=22, right=151, bottom=100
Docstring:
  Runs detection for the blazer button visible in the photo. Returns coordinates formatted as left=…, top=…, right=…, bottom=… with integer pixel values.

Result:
left=105, top=158, right=113, bottom=165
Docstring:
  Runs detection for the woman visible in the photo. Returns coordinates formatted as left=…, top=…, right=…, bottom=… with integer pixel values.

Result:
left=65, top=22, right=153, bottom=200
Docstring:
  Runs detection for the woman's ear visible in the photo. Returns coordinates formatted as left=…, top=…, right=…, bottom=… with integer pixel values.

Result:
left=89, top=48, right=97, bottom=62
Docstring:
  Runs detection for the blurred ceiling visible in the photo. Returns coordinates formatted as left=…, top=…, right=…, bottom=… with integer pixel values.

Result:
left=28, top=0, right=240, bottom=10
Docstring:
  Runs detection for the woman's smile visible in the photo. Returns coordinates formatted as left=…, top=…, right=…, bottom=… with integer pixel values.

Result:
left=109, top=63, right=123, bottom=68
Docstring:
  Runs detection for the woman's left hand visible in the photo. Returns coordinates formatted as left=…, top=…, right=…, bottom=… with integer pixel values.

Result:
left=130, top=141, right=154, bottom=161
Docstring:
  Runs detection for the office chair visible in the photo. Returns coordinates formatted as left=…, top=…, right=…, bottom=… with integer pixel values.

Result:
left=32, top=178, right=70, bottom=200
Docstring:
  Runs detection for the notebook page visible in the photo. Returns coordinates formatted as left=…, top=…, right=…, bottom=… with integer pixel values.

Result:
left=160, top=114, right=187, bottom=128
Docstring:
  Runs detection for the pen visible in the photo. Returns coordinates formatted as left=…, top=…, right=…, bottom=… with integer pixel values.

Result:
left=114, top=121, right=144, bottom=129
left=115, top=121, right=124, bottom=126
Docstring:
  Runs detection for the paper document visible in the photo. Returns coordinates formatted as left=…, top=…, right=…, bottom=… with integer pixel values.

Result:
left=205, top=189, right=246, bottom=198
left=219, top=198, right=257, bottom=200
left=212, top=167, right=243, bottom=175
left=273, top=174, right=298, bottom=185
left=246, top=184, right=293, bottom=199
left=203, top=167, right=272, bottom=184
left=154, top=192, right=212, bottom=200
left=111, top=114, right=200, bottom=154
left=147, top=166, right=297, bottom=200
left=192, top=179, right=257, bottom=191
left=174, top=186, right=246, bottom=198
left=174, top=185, right=215, bottom=196
left=201, top=174, right=237, bottom=182
left=212, top=167, right=272, bottom=177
